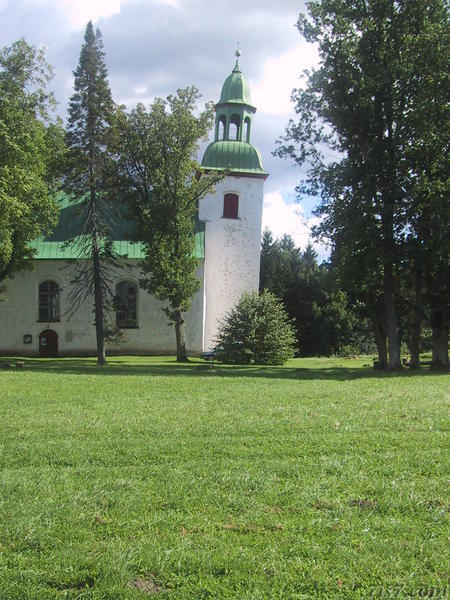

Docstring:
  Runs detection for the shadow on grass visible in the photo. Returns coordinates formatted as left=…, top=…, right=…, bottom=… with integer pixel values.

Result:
left=1, top=356, right=445, bottom=381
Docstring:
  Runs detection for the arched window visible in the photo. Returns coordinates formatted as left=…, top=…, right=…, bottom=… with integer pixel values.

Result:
left=38, top=280, right=60, bottom=322
left=217, top=115, right=226, bottom=140
left=229, top=114, right=240, bottom=141
left=115, top=281, right=138, bottom=328
left=244, top=117, right=251, bottom=142
left=223, top=193, right=239, bottom=219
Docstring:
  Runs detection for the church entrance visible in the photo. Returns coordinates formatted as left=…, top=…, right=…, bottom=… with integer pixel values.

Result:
left=39, top=329, right=58, bottom=357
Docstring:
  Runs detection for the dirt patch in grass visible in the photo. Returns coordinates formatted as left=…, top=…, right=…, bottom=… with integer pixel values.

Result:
left=130, top=576, right=169, bottom=595
left=312, top=499, right=334, bottom=511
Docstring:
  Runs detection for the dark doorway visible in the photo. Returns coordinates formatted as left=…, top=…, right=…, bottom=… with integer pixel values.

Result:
left=39, top=329, right=58, bottom=357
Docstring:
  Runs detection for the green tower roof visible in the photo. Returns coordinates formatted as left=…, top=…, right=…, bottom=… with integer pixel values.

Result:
left=202, top=55, right=268, bottom=177
left=202, top=141, right=267, bottom=176
left=217, top=61, right=255, bottom=109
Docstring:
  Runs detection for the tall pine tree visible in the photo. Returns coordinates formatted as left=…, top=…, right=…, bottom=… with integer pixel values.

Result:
left=65, top=22, right=116, bottom=365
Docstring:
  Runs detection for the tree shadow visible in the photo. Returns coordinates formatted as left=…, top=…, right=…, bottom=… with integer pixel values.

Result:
left=1, top=356, right=445, bottom=381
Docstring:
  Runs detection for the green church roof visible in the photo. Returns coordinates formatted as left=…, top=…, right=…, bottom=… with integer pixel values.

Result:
left=31, top=192, right=205, bottom=260
left=202, top=140, right=267, bottom=176
left=218, top=61, right=255, bottom=109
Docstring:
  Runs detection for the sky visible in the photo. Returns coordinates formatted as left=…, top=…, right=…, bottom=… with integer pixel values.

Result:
left=0, top=0, right=327, bottom=255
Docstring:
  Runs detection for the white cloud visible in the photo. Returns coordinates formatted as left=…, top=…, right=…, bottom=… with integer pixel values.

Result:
left=251, top=42, right=319, bottom=116
left=263, top=191, right=309, bottom=247
left=61, top=0, right=123, bottom=27
left=22, top=0, right=125, bottom=28
left=155, top=0, right=180, bottom=8
left=262, top=191, right=329, bottom=259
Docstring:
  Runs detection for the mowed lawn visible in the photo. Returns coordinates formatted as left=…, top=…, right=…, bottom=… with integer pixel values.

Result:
left=0, top=357, right=448, bottom=599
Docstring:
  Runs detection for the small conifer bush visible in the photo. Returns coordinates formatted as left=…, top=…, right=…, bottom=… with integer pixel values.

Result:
left=215, top=290, right=296, bottom=365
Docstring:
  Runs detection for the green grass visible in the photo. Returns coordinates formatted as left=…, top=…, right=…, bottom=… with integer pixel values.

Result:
left=0, top=356, right=448, bottom=599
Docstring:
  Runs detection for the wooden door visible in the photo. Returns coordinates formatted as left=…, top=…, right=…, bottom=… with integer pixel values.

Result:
left=39, top=329, right=58, bottom=357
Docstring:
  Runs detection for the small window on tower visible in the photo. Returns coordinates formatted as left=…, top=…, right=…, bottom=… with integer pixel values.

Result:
left=223, top=193, right=239, bottom=219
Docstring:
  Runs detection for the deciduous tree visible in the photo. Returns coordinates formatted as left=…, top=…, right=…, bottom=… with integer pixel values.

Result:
left=116, top=88, right=222, bottom=361
left=276, top=0, right=448, bottom=369
left=0, top=39, right=62, bottom=286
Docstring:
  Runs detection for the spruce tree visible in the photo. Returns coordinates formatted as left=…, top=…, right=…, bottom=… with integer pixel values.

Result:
left=65, top=21, right=116, bottom=366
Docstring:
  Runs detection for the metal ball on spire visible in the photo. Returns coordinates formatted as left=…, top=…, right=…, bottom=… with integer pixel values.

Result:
left=235, top=40, right=241, bottom=58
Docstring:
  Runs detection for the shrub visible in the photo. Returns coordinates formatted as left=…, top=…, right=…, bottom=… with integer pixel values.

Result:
left=215, top=290, right=296, bottom=365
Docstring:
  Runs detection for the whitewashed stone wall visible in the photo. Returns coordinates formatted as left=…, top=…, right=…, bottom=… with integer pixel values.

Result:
left=0, top=259, right=204, bottom=355
left=199, top=175, right=265, bottom=350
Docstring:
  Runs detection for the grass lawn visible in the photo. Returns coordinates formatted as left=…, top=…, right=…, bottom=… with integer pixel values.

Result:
left=0, top=356, right=448, bottom=599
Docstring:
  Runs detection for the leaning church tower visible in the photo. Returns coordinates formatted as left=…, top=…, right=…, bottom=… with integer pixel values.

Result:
left=199, top=52, right=268, bottom=351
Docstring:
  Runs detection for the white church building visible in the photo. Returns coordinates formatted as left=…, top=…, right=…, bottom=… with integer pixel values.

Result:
left=0, top=58, right=268, bottom=357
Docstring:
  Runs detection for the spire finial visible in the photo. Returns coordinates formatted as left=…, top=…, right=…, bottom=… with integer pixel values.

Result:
left=233, top=41, right=241, bottom=73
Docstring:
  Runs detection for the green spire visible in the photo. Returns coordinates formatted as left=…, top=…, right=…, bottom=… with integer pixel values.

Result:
left=217, top=58, right=255, bottom=108
left=201, top=52, right=267, bottom=177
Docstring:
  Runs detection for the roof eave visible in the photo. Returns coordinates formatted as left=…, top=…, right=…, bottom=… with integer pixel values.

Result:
left=202, top=166, right=269, bottom=179
left=215, top=100, right=257, bottom=112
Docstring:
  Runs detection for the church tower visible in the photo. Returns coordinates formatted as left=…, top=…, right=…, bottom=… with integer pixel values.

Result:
left=199, top=51, right=268, bottom=351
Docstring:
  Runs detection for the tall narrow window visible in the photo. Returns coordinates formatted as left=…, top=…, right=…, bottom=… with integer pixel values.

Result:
left=116, top=281, right=138, bottom=328
left=223, top=193, right=239, bottom=219
left=38, top=280, right=60, bottom=321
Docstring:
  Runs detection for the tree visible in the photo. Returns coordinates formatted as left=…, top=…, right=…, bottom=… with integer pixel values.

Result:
left=64, top=21, right=116, bottom=366
left=402, top=1, right=449, bottom=369
left=115, top=88, right=222, bottom=362
left=216, top=290, right=296, bottom=365
left=259, top=232, right=356, bottom=356
left=0, top=39, right=62, bottom=286
left=259, top=228, right=278, bottom=293
left=276, top=0, right=448, bottom=369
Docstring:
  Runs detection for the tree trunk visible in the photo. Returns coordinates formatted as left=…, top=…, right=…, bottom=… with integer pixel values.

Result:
left=174, top=310, right=188, bottom=362
left=408, top=269, right=423, bottom=369
left=90, top=186, right=106, bottom=366
left=431, top=323, right=448, bottom=371
left=384, top=289, right=402, bottom=369
left=383, top=260, right=402, bottom=370
left=372, top=315, right=388, bottom=369
left=408, top=316, right=421, bottom=369
left=92, top=234, right=106, bottom=366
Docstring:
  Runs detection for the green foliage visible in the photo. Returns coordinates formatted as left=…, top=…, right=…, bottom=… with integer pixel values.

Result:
left=115, top=87, right=221, bottom=360
left=216, top=290, right=296, bottom=365
left=260, top=231, right=360, bottom=356
left=0, top=39, right=63, bottom=283
left=276, top=0, right=449, bottom=369
left=66, top=22, right=115, bottom=196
